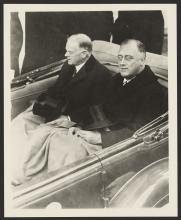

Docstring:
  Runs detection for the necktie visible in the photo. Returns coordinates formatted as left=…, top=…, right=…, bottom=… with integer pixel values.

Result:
left=72, top=66, right=77, bottom=78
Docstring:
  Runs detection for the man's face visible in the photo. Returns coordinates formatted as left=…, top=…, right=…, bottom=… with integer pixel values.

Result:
left=117, top=42, right=145, bottom=79
left=65, top=39, right=87, bottom=66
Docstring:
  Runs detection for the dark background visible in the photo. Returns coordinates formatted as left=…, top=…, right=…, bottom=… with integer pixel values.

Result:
left=10, top=10, right=166, bottom=76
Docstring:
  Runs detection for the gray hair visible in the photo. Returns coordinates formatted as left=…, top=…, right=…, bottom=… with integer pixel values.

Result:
left=67, top=33, right=92, bottom=52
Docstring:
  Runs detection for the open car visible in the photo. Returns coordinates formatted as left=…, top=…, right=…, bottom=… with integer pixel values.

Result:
left=11, top=40, right=168, bottom=209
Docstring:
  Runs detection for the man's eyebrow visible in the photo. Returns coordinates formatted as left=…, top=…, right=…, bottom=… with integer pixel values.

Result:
left=125, top=55, right=134, bottom=58
left=117, top=54, right=134, bottom=57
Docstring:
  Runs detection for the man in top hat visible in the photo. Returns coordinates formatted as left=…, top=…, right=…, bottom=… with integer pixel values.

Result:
left=76, top=39, right=167, bottom=147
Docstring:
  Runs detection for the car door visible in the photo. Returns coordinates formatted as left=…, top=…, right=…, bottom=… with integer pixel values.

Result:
left=11, top=59, right=65, bottom=119
left=13, top=113, right=168, bottom=209
left=97, top=112, right=168, bottom=207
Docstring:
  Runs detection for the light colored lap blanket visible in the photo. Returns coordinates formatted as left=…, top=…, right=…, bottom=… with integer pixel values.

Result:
left=11, top=106, right=102, bottom=185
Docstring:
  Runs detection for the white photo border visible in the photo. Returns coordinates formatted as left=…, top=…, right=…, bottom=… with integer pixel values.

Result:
left=4, top=3, right=178, bottom=217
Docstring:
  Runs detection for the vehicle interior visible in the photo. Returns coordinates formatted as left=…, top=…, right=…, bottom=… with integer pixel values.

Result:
left=11, top=40, right=169, bottom=209
left=11, top=40, right=167, bottom=174
left=11, top=40, right=168, bottom=119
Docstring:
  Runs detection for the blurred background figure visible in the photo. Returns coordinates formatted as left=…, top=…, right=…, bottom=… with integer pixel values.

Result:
left=21, top=12, right=113, bottom=73
left=112, top=11, right=164, bottom=54
left=10, top=10, right=167, bottom=78
left=10, top=12, right=23, bottom=77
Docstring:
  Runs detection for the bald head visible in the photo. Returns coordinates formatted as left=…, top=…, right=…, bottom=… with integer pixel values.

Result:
left=118, top=39, right=146, bottom=79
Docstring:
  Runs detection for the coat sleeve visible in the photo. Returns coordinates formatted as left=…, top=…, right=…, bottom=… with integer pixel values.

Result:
left=101, top=127, right=134, bottom=148
left=35, top=62, right=71, bottom=101
left=129, top=86, right=168, bottom=131
left=90, top=68, right=115, bottom=105
left=33, top=63, right=70, bottom=119
left=101, top=84, right=168, bottom=148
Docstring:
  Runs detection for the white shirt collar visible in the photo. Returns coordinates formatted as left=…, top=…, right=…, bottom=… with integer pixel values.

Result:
left=123, top=76, right=136, bottom=85
left=75, top=61, right=86, bottom=73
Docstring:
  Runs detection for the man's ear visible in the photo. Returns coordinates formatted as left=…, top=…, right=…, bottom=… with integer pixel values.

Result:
left=81, top=51, right=88, bottom=59
left=140, top=58, right=146, bottom=67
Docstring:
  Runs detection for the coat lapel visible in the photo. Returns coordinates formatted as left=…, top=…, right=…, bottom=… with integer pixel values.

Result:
left=69, top=55, right=96, bottom=85
left=118, top=65, right=157, bottom=99
left=70, top=64, right=87, bottom=85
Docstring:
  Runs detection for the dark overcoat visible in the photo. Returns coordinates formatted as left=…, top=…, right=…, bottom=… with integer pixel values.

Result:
left=101, top=65, right=168, bottom=147
left=33, top=55, right=114, bottom=127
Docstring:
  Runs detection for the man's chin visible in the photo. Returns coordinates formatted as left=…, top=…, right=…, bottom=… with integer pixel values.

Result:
left=120, top=71, right=129, bottom=77
left=67, top=60, right=73, bottom=65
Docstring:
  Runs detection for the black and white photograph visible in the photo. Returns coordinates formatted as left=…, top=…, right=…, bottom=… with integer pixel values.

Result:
left=4, top=3, right=178, bottom=217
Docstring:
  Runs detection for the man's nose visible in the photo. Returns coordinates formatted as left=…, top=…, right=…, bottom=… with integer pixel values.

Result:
left=120, top=57, right=126, bottom=65
left=65, top=51, right=68, bottom=57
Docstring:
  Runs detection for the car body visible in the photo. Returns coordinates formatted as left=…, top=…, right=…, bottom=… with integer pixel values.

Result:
left=11, top=40, right=168, bottom=209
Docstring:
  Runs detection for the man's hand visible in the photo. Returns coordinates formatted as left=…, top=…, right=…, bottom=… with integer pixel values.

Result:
left=77, top=130, right=102, bottom=145
left=46, top=115, right=69, bottom=125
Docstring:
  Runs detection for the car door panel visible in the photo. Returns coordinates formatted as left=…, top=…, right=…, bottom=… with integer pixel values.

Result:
left=11, top=75, right=58, bottom=119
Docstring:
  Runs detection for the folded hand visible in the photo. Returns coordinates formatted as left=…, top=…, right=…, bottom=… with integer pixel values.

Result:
left=76, top=130, right=102, bottom=145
